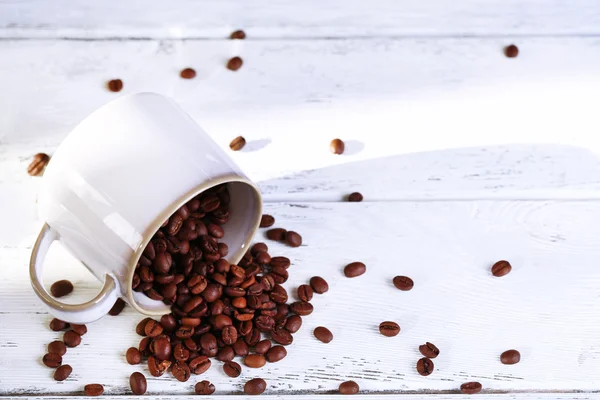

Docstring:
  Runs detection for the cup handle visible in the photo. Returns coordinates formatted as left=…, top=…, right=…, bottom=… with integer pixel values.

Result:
left=29, top=223, right=122, bottom=324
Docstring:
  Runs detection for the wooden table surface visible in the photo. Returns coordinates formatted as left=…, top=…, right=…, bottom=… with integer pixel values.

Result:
left=2, top=1, right=600, bottom=398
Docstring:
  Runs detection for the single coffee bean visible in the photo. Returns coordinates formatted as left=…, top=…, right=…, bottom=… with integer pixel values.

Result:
left=339, top=380, right=359, bottom=395
left=344, top=262, right=366, bottom=277
left=49, top=318, right=69, bottom=331
left=504, top=44, right=519, bottom=58
left=195, top=380, right=216, bottom=395
left=347, top=192, right=363, bottom=202
left=230, top=30, right=246, bottom=39
left=379, top=321, right=400, bottom=337
left=270, top=256, right=290, bottom=269
left=48, top=340, right=67, bottom=356
left=254, top=339, right=272, bottom=354
left=297, top=284, right=313, bottom=302
left=63, top=330, right=81, bottom=347
left=285, top=315, right=302, bottom=333
left=139, top=337, right=151, bottom=356
left=172, top=360, right=191, bottom=382
left=260, top=214, right=275, bottom=228
left=180, top=67, right=196, bottom=79
left=492, top=260, right=512, bottom=277
left=393, top=276, right=414, bottom=291
left=147, top=356, right=171, bottom=377
left=151, top=335, right=172, bottom=361
left=139, top=266, right=154, bottom=283
left=290, top=301, right=313, bottom=316
left=244, top=328, right=261, bottom=346
left=107, top=78, right=124, bottom=92
left=245, top=354, right=266, bottom=369
left=218, top=242, right=229, bottom=257
left=71, top=324, right=87, bottom=336
left=460, top=381, right=482, bottom=394
left=50, top=280, right=74, bottom=298
left=129, top=372, right=147, bottom=395
left=223, top=360, right=242, bottom=377
left=126, top=347, right=142, bottom=365
left=27, top=153, right=50, bottom=176
left=270, top=266, right=288, bottom=284
left=270, top=327, right=293, bottom=345
left=265, top=345, right=287, bottom=362
left=330, top=138, right=345, bottom=154
left=251, top=242, right=268, bottom=256
left=416, top=357, right=434, bottom=376
left=286, top=231, right=302, bottom=247
left=43, top=353, right=62, bottom=368
left=136, top=317, right=152, bottom=336
left=54, top=364, right=72, bottom=381
left=244, top=378, right=267, bottom=395
left=189, top=355, right=211, bottom=374
left=108, top=298, right=126, bottom=315
left=144, top=319, right=163, bottom=337
left=226, top=56, right=243, bottom=71
left=153, top=252, right=172, bottom=274
left=84, top=384, right=104, bottom=396
left=419, top=342, right=440, bottom=358
left=309, top=276, right=329, bottom=294
left=216, top=346, right=235, bottom=361
left=314, top=326, right=333, bottom=343
left=159, top=314, right=177, bottom=332
left=266, top=228, right=287, bottom=241
left=500, top=349, right=521, bottom=365
left=255, top=251, right=271, bottom=265
left=222, top=325, right=238, bottom=345
left=200, top=333, right=218, bottom=355
left=230, top=136, right=246, bottom=151
left=184, top=338, right=198, bottom=352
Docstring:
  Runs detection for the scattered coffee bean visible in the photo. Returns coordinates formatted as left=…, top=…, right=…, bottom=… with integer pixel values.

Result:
left=48, top=340, right=67, bottom=356
left=160, top=314, right=177, bottom=332
left=230, top=30, right=246, bottom=39
left=344, top=262, right=366, bottom=278
left=347, top=192, right=363, bottom=202
left=148, top=356, right=171, bottom=377
left=136, top=317, right=152, bottom=336
left=416, top=357, right=434, bottom=376
left=84, top=384, right=104, bottom=396
left=266, top=228, right=286, bottom=241
left=109, top=298, right=126, bottom=316
left=223, top=360, right=242, bottom=377
left=172, top=360, right=191, bottom=382
left=71, top=324, right=87, bottom=336
left=339, top=380, right=359, bottom=395
left=254, top=339, right=272, bottom=354
left=309, top=276, right=328, bottom=294
left=379, top=321, right=400, bottom=337
left=54, top=364, right=72, bottom=381
left=290, top=301, right=313, bottom=316
left=460, top=381, right=482, bottom=394
left=189, top=355, right=211, bottom=374
left=504, top=44, right=519, bottom=58
left=260, top=214, right=275, bottom=228
left=492, top=260, right=512, bottom=277
left=230, top=136, right=246, bottom=151
left=297, top=284, right=313, bottom=302
left=107, top=79, right=123, bottom=92
left=63, top=330, right=82, bottom=347
left=233, top=339, right=250, bottom=356
left=270, top=256, right=291, bottom=269
left=126, top=347, right=142, bottom=365
left=314, top=326, right=333, bottom=343
left=49, top=318, right=69, bottom=331
left=285, top=315, right=302, bottom=333
left=419, top=342, right=439, bottom=358
left=130, top=372, right=147, bottom=395
left=144, top=319, right=163, bottom=337
left=50, top=279, right=73, bottom=298
left=500, top=349, right=521, bottom=365
left=286, top=231, right=302, bottom=247
left=393, top=276, right=414, bottom=291
left=244, top=378, right=267, bottom=395
left=245, top=354, right=266, bottom=368
left=227, top=56, right=243, bottom=71
left=27, top=153, right=50, bottom=176
left=330, top=138, right=345, bottom=155
left=42, top=353, right=62, bottom=368
left=216, top=346, right=235, bottom=361
left=180, top=68, right=196, bottom=79
left=265, top=345, right=287, bottom=362
left=195, top=380, right=216, bottom=395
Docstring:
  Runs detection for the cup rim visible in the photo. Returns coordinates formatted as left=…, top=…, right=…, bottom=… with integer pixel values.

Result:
left=125, top=174, right=262, bottom=316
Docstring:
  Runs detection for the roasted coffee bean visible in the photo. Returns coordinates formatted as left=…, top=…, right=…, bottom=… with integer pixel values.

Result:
left=43, top=353, right=62, bottom=368
left=254, top=339, right=271, bottom=354
left=271, top=327, right=293, bottom=345
left=244, top=328, right=261, bottom=346
left=347, top=192, right=363, bottom=202
left=54, top=364, right=72, bottom=381
left=84, top=384, right=104, bottom=396
left=184, top=338, right=198, bottom=352
left=195, top=380, right=216, bottom=395
left=199, top=195, right=220, bottom=212
left=233, top=338, right=250, bottom=356
left=339, top=380, right=359, bottom=395
left=139, top=266, right=154, bottom=283
left=222, top=326, right=238, bottom=345
left=255, top=315, right=275, bottom=332
left=393, top=276, right=414, bottom=291
left=183, top=296, right=204, bottom=313
left=297, top=285, right=313, bottom=302
left=107, top=78, right=123, bottom=92
left=216, top=346, right=235, bottom=361
left=230, top=30, right=246, bottom=39
left=147, top=356, right=171, bottom=377
left=344, top=262, right=366, bottom=278
left=129, top=372, right=147, bottom=395
left=285, top=231, right=302, bottom=247
left=138, top=282, right=153, bottom=292
left=226, top=56, right=243, bottom=71
left=189, top=276, right=209, bottom=295
left=223, top=361, right=242, bottom=377
left=180, top=67, right=196, bottom=79
left=232, top=297, right=247, bottom=308
left=109, top=298, right=126, bottom=315
left=159, top=314, right=177, bottom=332
left=230, top=136, right=246, bottom=151
left=48, top=340, right=67, bottom=356
left=309, top=276, right=328, bottom=294
left=153, top=252, right=172, bottom=274
left=492, top=260, right=512, bottom=277
left=126, top=347, right=142, bottom=365
left=416, top=357, right=434, bottom=376
left=213, top=314, right=233, bottom=330
left=260, top=214, right=275, bottom=228
left=136, top=318, right=152, bottom=336
left=63, top=330, right=81, bottom=347
left=27, top=153, right=50, bottom=176
left=139, top=337, right=151, bottom=356
left=265, top=345, right=287, bottom=363
left=189, top=355, right=211, bottom=374
left=270, top=266, right=288, bottom=284
left=314, top=326, right=333, bottom=343
left=208, top=223, right=224, bottom=238
left=143, top=240, right=156, bottom=259
left=202, top=283, right=221, bottom=303
left=270, top=284, right=288, bottom=304
left=379, top=321, right=400, bottom=337
left=255, top=251, right=271, bottom=265
left=244, top=378, right=266, bottom=395
left=166, top=214, right=184, bottom=236
left=172, top=344, right=189, bottom=363
left=146, top=288, right=164, bottom=301
left=50, top=318, right=69, bottom=331
left=151, top=335, right=172, bottom=360
left=500, top=349, right=521, bottom=365
left=330, top=138, right=345, bottom=154
left=419, top=342, right=439, bottom=358
left=275, top=304, right=289, bottom=321
left=266, top=228, right=286, bottom=241
left=251, top=243, right=268, bottom=256
left=245, top=354, right=266, bottom=368
left=132, top=273, right=141, bottom=290
left=175, top=325, right=195, bottom=339
left=50, top=280, right=73, bottom=298
left=214, top=259, right=230, bottom=274
left=200, top=333, right=218, bottom=355
left=285, top=315, right=302, bottom=333
left=504, top=44, right=519, bottom=58
left=270, top=256, right=290, bottom=269
left=139, top=255, right=152, bottom=267
left=144, top=320, right=163, bottom=337
left=290, top=301, right=313, bottom=316
left=172, top=361, right=191, bottom=382
left=460, top=382, right=482, bottom=394
left=218, top=242, right=229, bottom=257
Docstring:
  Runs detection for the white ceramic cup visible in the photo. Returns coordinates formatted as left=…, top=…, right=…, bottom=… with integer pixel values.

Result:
left=30, top=93, right=262, bottom=324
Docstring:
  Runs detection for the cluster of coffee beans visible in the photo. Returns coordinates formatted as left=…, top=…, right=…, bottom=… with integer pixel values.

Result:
left=44, top=317, right=86, bottom=382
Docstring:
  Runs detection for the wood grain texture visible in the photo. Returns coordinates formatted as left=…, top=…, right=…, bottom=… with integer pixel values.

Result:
left=2, top=201, right=600, bottom=395
left=1, top=0, right=600, bottom=38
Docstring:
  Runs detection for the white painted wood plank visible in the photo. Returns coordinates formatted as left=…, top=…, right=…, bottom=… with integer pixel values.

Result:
left=2, top=201, right=600, bottom=395
left=1, top=0, right=600, bottom=38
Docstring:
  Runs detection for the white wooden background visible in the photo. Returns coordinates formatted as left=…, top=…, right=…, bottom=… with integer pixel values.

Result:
left=2, top=1, right=600, bottom=398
